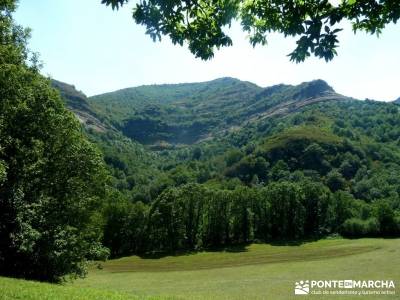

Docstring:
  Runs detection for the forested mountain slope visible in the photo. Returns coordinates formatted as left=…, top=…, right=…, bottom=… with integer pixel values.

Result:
left=54, top=78, right=400, bottom=257
left=54, top=78, right=400, bottom=205
left=88, top=78, right=348, bottom=146
left=54, top=80, right=164, bottom=201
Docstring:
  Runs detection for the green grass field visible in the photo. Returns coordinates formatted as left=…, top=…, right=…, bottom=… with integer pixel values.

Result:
left=0, top=276, right=140, bottom=300
left=1, top=238, right=399, bottom=300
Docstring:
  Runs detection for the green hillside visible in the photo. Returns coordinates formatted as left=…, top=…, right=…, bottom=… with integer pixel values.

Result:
left=3, top=1, right=400, bottom=298
left=88, top=78, right=345, bottom=146
left=46, top=78, right=400, bottom=262
left=53, top=80, right=165, bottom=202
left=6, top=77, right=400, bottom=297
left=88, top=78, right=260, bottom=144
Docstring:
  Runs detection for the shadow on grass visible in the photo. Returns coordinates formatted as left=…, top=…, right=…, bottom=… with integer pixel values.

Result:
left=135, top=236, right=328, bottom=260
left=137, top=243, right=249, bottom=259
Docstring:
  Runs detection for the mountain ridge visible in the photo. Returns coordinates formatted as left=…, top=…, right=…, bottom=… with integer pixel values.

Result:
left=89, top=77, right=257, bottom=98
left=85, top=78, right=345, bottom=146
left=52, top=77, right=400, bottom=223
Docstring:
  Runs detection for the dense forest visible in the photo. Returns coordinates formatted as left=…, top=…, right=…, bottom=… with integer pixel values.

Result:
left=1, top=0, right=400, bottom=284
left=55, top=76, right=400, bottom=258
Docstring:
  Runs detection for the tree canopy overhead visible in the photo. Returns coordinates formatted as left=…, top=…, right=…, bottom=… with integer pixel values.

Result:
left=101, top=0, right=400, bottom=62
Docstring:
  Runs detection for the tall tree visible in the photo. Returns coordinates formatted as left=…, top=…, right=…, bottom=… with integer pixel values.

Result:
left=266, top=182, right=306, bottom=239
left=0, top=0, right=108, bottom=282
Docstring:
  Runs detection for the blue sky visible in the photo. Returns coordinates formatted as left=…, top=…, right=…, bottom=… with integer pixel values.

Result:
left=15, top=0, right=400, bottom=100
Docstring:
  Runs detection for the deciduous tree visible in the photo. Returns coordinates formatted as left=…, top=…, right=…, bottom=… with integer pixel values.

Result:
left=0, top=0, right=108, bottom=282
left=102, top=0, right=400, bottom=61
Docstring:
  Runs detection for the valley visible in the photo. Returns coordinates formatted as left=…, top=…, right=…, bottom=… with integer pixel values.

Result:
left=2, top=1, right=400, bottom=299
left=51, top=77, right=400, bottom=257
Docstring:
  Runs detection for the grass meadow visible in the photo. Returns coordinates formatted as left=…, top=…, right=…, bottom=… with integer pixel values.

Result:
left=1, top=238, right=399, bottom=299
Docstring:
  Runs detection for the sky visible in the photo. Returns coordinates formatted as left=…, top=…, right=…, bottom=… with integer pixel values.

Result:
left=14, top=0, right=400, bottom=101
